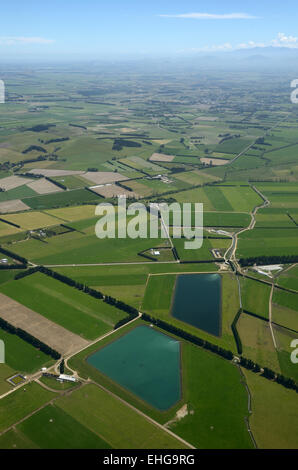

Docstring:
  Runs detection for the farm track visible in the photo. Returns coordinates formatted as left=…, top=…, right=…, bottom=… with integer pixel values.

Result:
left=224, top=185, right=270, bottom=271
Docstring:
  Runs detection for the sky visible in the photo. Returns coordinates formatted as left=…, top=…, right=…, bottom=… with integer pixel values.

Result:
left=1, top=0, right=298, bottom=61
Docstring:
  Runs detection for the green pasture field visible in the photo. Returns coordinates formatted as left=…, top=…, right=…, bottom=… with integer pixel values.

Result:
left=57, top=137, right=155, bottom=170
left=170, top=340, right=252, bottom=449
left=39, top=375, right=77, bottom=391
left=255, top=211, right=296, bottom=228
left=3, top=211, right=59, bottom=230
left=264, top=143, right=298, bottom=165
left=6, top=216, right=172, bottom=265
left=172, top=235, right=230, bottom=262
left=45, top=204, right=97, bottom=221
left=168, top=210, right=250, bottom=228
left=272, top=301, right=298, bottom=332
left=0, top=326, right=53, bottom=374
left=0, top=272, right=127, bottom=340
left=24, top=188, right=102, bottom=210
left=276, top=264, right=298, bottom=291
left=274, top=325, right=298, bottom=381
left=57, top=384, right=188, bottom=449
left=0, top=429, right=38, bottom=449
left=168, top=185, right=261, bottom=212
left=0, top=221, right=22, bottom=237
left=242, top=369, right=298, bottom=448
left=0, top=364, right=15, bottom=395
left=52, top=174, right=91, bottom=190
left=54, top=263, right=218, bottom=294
left=0, top=185, right=37, bottom=202
left=69, top=322, right=252, bottom=449
left=142, top=275, right=176, bottom=316
left=9, top=404, right=111, bottom=449
left=237, top=228, right=298, bottom=258
left=174, top=170, right=220, bottom=185
left=240, top=277, right=271, bottom=319
left=214, top=138, right=252, bottom=155
left=237, top=313, right=280, bottom=371
left=272, top=288, right=298, bottom=313
left=0, top=382, right=55, bottom=433
left=142, top=273, right=239, bottom=352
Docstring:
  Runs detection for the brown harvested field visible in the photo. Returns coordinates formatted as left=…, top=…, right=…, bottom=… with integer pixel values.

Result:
left=200, top=158, right=230, bottom=166
left=91, top=184, right=138, bottom=198
left=0, top=199, right=30, bottom=214
left=0, top=293, right=89, bottom=355
left=27, top=178, right=63, bottom=194
left=124, top=180, right=153, bottom=197
left=149, top=152, right=175, bottom=162
left=83, top=171, right=128, bottom=185
left=29, top=169, right=85, bottom=177
left=0, top=176, right=34, bottom=191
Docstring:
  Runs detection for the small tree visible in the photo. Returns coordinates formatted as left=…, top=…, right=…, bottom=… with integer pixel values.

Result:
left=59, top=359, right=65, bottom=374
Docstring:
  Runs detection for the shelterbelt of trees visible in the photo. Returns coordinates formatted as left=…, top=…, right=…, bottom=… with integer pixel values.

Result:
left=142, top=313, right=298, bottom=393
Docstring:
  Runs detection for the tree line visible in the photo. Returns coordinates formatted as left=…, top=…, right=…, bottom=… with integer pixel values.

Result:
left=0, top=316, right=61, bottom=360
left=14, top=266, right=139, bottom=328
left=239, top=255, right=298, bottom=267
left=141, top=313, right=297, bottom=393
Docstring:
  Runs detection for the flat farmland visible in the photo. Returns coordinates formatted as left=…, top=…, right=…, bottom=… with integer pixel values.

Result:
left=0, top=185, right=37, bottom=202
left=142, top=273, right=239, bottom=352
left=274, top=325, right=298, bottom=381
left=174, top=170, right=220, bottom=185
left=0, top=176, right=34, bottom=191
left=0, top=199, right=30, bottom=213
left=45, top=204, right=97, bottom=222
left=276, top=264, right=298, bottom=291
left=51, top=174, right=91, bottom=190
left=169, top=185, right=261, bottom=212
left=0, top=326, right=52, bottom=374
left=242, top=369, right=298, bottom=449
left=0, top=292, right=89, bottom=355
left=24, top=188, right=102, bottom=210
left=7, top=217, right=171, bottom=265
left=240, top=277, right=271, bottom=319
left=149, top=152, right=175, bottom=162
left=27, top=178, right=63, bottom=195
left=2, top=211, right=59, bottom=230
left=172, top=236, right=229, bottom=262
left=0, top=382, right=55, bottom=433
left=237, top=314, right=280, bottom=371
left=5, top=404, right=111, bottom=449
left=91, top=184, right=138, bottom=198
left=57, top=384, right=188, bottom=449
left=0, top=272, right=126, bottom=340
left=69, top=325, right=252, bottom=449
left=237, top=228, right=298, bottom=258
left=0, top=364, right=15, bottom=395
left=83, top=171, right=128, bottom=185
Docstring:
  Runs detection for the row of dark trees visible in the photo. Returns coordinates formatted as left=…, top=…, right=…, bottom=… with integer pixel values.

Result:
left=22, top=145, right=47, bottom=154
left=0, top=246, right=28, bottom=266
left=142, top=313, right=298, bottom=393
left=239, top=255, right=298, bottom=267
left=14, top=266, right=139, bottom=328
left=45, top=176, right=67, bottom=191
left=0, top=316, right=61, bottom=360
left=231, top=309, right=242, bottom=355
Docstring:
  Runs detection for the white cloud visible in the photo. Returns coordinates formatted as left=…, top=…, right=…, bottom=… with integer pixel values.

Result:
left=0, top=37, right=55, bottom=45
left=159, top=12, right=258, bottom=20
left=271, top=32, right=298, bottom=47
left=180, top=33, right=298, bottom=54
left=236, top=33, right=298, bottom=50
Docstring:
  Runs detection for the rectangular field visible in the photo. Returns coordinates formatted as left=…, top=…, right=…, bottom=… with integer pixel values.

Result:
left=0, top=272, right=127, bottom=341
